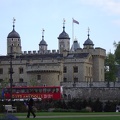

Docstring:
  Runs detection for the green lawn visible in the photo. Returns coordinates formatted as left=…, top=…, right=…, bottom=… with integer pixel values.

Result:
left=20, top=117, right=120, bottom=120
left=15, top=112, right=120, bottom=116
left=1, top=112, right=120, bottom=120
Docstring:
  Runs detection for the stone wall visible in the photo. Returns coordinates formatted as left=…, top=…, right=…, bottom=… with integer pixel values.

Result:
left=62, top=81, right=120, bottom=101
left=61, top=81, right=120, bottom=87
left=63, top=87, right=120, bottom=101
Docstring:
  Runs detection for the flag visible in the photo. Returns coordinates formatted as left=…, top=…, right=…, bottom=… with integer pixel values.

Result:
left=73, top=18, right=79, bottom=24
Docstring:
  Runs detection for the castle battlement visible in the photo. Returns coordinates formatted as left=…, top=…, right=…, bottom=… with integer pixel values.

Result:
left=76, top=47, right=106, bottom=57
left=22, top=49, right=59, bottom=55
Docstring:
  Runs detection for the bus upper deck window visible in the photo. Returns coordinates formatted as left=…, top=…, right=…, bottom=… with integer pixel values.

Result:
left=56, top=88, right=59, bottom=92
left=16, top=89, right=20, bottom=93
left=43, top=88, right=46, bottom=93
left=24, top=89, right=28, bottom=93
left=21, top=89, right=25, bottom=93
left=34, top=89, right=38, bottom=93
left=38, top=89, right=42, bottom=93
left=52, top=88, right=56, bottom=93
left=12, top=89, right=16, bottom=93
left=46, top=88, right=51, bottom=93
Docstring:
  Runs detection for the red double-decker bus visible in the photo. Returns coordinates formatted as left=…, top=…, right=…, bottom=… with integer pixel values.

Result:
left=2, top=86, right=63, bottom=101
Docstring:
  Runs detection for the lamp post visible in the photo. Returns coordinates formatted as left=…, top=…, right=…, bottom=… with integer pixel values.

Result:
left=9, top=46, right=14, bottom=104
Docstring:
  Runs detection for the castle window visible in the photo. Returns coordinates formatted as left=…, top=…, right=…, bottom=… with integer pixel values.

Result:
left=37, top=75, right=41, bottom=80
left=89, top=67, right=90, bottom=75
left=74, top=77, right=78, bottom=82
left=73, top=66, right=78, bottom=73
left=19, top=68, right=23, bottom=74
left=0, top=68, right=3, bottom=74
left=63, top=66, right=67, bottom=73
left=63, top=77, right=67, bottom=82
left=86, top=66, right=88, bottom=75
left=91, top=67, right=93, bottom=76
left=19, top=78, right=23, bottom=82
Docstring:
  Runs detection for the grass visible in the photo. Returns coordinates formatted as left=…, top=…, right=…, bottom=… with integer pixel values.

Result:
left=1, top=112, right=120, bottom=120
left=20, top=117, right=120, bottom=120
left=15, top=112, right=120, bottom=116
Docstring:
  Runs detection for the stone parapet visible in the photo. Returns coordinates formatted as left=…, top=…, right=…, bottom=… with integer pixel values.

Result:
left=22, top=49, right=59, bottom=55
left=63, top=87, right=120, bottom=101
left=61, top=81, right=120, bottom=87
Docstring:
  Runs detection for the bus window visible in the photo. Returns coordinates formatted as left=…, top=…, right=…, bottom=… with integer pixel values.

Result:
left=43, top=88, right=46, bottom=93
left=29, top=89, right=35, bottom=93
left=56, top=88, right=59, bottom=93
left=32, top=89, right=36, bottom=93
left=21, top=89, right=25, bottom=93
left=29, top=89, right=33, bottom=93
left=46, top=88, right=51, bottom=93
left=52, top=88, right=56, bottom=93
left=34, top=89, right=38, bottom=93
left=38, top=88, right=42, bottom=93
left=12, top=88, right=16, bottom=93
left=24, top=89, right=28, bottom=93
left=16, top=89, right=20, bottom=93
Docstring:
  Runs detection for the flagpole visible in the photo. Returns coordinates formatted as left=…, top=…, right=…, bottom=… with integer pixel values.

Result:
left=72, top=18, right=79, bottom=51
left=72, top=18, right=74, bottom=43
left=72, top=18, right=75, bottom=52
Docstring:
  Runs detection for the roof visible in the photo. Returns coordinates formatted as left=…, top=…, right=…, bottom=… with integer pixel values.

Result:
left=0, top=53, right=89, bottom=60
left=83, top=34, right=94, bottom=46
left=66, top=53, right=89, bottom=59
left=58, top=26, right=70, bottom=39
left=71, top=40, right=80, bottom=51
left=7, top=25, right=20, bottom=38
left=84, top=38, right=94, bottom=45
left=39, top=40, right=47, bottom=46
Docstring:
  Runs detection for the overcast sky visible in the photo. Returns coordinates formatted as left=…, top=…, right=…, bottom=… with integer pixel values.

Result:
left=0, top=0, right=120, bottom=55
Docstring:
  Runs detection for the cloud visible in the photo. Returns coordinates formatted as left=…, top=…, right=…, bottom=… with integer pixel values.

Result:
left=80, top=0, right=120, bottom=15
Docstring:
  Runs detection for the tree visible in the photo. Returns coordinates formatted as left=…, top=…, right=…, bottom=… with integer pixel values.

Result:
left=105, top=52, right=117, bottom=81
left=114, top=41, right=120, bottom=64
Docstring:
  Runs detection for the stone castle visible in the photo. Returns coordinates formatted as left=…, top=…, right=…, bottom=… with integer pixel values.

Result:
left=0, top=19, right=106, bottom=87
left=3, top=19, right=119, bottom=100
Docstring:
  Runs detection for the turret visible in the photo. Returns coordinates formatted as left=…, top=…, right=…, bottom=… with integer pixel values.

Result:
left=83, top=27, right=94, bottom=49
left=7, top=18, right=22, bottom=56
left=58, top=19, right=70, bottom=54
left=39, top=29, right=48, bottom=54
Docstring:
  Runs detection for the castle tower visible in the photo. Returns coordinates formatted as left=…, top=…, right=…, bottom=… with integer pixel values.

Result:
left=82, top=28, right=105, bottom=81
left=39, top=29, right=48, bottom=53
left=7, top=18, right=22, bottom=56
left=58, top=19, right=70, bottom=54
left=83, top=28, right=94, bottom=49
